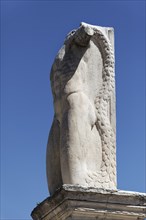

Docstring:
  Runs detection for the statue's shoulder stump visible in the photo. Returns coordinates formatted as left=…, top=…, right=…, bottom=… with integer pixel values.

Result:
left=31, top=184, right=146, bottom=220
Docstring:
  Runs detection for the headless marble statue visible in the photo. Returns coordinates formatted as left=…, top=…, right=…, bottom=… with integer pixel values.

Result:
left=46, top=22, right=116, bottom=196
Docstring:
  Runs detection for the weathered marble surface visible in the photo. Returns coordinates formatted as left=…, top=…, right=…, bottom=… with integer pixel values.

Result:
left=31, top=185, right=146, bottom=220
left=46, top=22, right=116, bottom=195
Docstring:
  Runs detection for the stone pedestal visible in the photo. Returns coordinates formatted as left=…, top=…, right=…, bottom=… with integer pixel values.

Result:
left=31, top=185, right=146, bottom=220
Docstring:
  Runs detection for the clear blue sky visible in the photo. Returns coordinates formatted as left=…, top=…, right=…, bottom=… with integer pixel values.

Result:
left=1, top=1, right=145, bottom=219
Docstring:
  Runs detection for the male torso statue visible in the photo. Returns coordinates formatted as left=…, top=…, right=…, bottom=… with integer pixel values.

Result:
left=46, top=23, right=116, bottom=196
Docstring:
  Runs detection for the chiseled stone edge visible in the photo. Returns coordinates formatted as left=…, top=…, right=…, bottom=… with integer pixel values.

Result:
left=31, top=185, right=146, bottom=220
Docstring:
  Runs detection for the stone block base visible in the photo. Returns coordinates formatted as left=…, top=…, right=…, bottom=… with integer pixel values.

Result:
left=31, top=185, right=146, bottom=220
